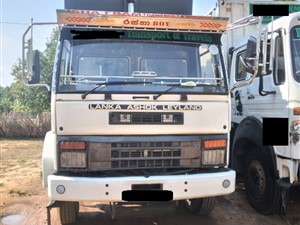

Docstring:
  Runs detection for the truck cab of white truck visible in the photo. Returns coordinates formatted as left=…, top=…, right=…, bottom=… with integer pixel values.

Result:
left=217, top=1, right=300, bottom=215
left=22, top=1, right=235, bottom=224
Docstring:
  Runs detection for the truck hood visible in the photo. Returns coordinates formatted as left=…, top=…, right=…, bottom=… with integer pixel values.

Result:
left=55, top=94, right=229, bottom=135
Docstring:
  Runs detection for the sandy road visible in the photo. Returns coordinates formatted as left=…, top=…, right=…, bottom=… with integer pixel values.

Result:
left=1, top=139, right=299, bottom=225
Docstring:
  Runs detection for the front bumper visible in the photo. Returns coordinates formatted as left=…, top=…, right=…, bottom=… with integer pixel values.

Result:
left=48, top=169, right=235, bottom=201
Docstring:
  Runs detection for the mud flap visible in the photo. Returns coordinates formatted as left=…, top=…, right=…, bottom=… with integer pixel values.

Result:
left=46, top=201, right=64, bottom=225
left=110, top=202, right=117, bottom=219
left=277, top=179, right=291, bottom=219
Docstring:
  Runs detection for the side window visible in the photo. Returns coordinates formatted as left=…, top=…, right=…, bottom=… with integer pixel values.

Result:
left=199, top=45, right=213, bottom=78
left=198, top=44, right=222, bottom=83
left=235, top=51, right=247, bottom=81
left=60, top=40, right=71, bottom=76
left=273, top=36, right=285, bottom=85
left=60, top=40, right=72, bottom=84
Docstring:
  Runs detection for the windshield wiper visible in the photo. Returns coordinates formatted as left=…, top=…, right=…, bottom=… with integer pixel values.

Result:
left=153, top=81, right=197, bottom=100
left=81, top=81, right=152, bottom=99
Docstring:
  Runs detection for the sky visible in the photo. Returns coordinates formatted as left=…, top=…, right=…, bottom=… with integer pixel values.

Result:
left=0, top=0, right=216, bottom=87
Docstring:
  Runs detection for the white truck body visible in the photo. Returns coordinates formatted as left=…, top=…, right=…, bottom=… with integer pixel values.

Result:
left=44, top=9, right=235, bottom=199
left=213, top=0, right=300, bottom=215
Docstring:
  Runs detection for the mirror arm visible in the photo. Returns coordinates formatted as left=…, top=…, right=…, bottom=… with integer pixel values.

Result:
left=230, top=68, right=258, bottom=92
left=262, top=29, right=268, bottom=75
left=22, top=23, right=33, bottom=81
left=255, top=17, right=263, bottom=70
left=268, top=16, right=274, bottom=72
left=25, top=83, right=51, bottom=92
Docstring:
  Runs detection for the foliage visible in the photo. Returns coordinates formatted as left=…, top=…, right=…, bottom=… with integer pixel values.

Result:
left=0, top=86, right=15, bottom=113
left=40, top=28, right=59, bottom=86
left=0, top=28, right=59, bottom=113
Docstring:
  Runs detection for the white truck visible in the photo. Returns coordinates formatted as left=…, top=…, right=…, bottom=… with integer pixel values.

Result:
left=213, top=0, right=300, bottom=216
left=22, top=0, right=235, bottom=224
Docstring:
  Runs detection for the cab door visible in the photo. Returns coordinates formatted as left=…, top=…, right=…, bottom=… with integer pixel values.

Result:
left=247, top=33, right=289, bottom=156
left=230, top=46, right=250, bottom=124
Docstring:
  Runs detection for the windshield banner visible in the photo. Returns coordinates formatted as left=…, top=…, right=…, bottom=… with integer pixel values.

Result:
left=66, top=29, right=222, bottom=44
left=57, top=9, right=228, bottom=32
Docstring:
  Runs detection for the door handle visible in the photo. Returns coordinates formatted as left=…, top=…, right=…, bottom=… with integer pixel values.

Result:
left=248, top=94, right=255, bottom=100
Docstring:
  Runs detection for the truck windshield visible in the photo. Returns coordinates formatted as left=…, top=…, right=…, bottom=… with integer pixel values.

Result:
left=291, top=26, right=300, bottom=83
left=58, top=38, right=227, bottom=94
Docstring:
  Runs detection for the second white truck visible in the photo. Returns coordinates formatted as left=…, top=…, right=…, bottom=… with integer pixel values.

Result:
left=214, top=0, right=300, bottom=215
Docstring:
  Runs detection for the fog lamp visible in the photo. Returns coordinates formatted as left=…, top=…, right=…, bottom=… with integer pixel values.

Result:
left=56, top=185, right=65, bottom=194
left=222, top=179, right=230, bottom=189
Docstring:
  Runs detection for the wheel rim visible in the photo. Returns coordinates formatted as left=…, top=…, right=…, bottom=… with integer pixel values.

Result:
left=246, top=160, right=266, bottom=198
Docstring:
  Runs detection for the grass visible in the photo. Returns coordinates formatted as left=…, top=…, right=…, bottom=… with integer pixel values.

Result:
left=8, top=188, right=26, bottom=196
left=17, top=159, right=27, bottom=165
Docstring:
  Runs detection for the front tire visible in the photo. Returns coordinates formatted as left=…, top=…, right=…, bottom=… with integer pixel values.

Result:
left=58, top=201, right=79, bottom=225
left=183, top=197, right=215, bottom=215
left=244, top=151, right=280, bottom=214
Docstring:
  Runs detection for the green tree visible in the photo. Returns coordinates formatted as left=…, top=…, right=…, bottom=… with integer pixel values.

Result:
left=0, top=86, right=14, bottom=113
left=40, top=28, right=59, bottom=85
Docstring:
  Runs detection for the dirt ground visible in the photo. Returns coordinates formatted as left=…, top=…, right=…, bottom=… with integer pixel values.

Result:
left=0, top=139, right=299, bottom=225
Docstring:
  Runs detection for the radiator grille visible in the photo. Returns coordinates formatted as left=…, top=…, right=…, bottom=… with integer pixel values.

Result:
left=111, top=159, right=180, bottom=168
left=88, top=141, right=201, bottom=171
left=111, top=142, right=181, bottom=168
left=109, top=112, right=183, bottom=124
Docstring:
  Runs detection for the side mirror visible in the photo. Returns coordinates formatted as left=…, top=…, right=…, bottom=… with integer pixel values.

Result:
left=241, top=37, right=257, bottom=74
left=28, top=50, right=41, bottom=84
left=245, top=36, right=257, bottom=59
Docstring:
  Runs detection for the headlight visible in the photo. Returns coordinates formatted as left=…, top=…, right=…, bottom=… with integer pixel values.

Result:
left=201, top=139, right=226, bottom=166
left=59, top=141, right=87, bottom=169
left=202, top=149, right=225, bottom=165
left=60, top=152, right=86, bottom=168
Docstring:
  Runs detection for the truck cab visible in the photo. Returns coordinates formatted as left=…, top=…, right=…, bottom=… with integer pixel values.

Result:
left=229, top=12, right=300, bottom=214
left=23, top=3, right=236, bottom=224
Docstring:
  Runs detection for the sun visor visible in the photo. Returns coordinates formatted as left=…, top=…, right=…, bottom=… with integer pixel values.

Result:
left=64, top=0, right=193, bottom=15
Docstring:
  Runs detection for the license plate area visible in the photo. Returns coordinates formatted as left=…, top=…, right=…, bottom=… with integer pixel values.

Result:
left=131, top=183, right=163, bottom=190
left=122, top=190, right=173, bottom=201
